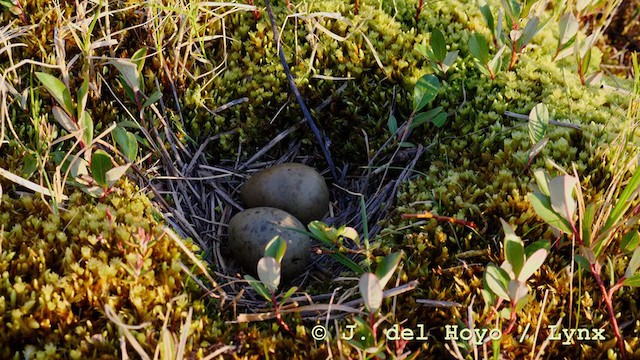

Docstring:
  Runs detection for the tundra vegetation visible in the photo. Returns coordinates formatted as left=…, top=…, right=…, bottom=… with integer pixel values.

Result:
left=0, top=0, right=639, bottom=359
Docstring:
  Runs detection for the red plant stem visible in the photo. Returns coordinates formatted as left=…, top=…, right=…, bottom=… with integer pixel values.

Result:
left=272, top=292, right=293, bottom=335
left=416, top=0, right=423, bottom=21
left=247, top=0, right=260, bottom=19
left=482, top=298, right=504, bottom=325
left=370, top=312, right=377, bottom=343
left=592, top=264, right=627, bottom=360
left=508, top=42, right=518, bottom=71
left=486, top=64, right=495, bottom=80
left=577, top=57, right=586, bottom=85
left=504, top=302, right=518, bottom=335
left=401, top=212, right=477, bottom=229
left=355, top=0, right=359, bottom=15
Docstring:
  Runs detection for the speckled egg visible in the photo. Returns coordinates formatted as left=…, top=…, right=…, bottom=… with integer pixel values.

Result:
left=227, top=207, right=311, bottom=279
left=241, top=163, right=329, bottom=225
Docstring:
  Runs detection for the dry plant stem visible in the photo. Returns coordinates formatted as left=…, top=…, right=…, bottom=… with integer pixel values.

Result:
left=264, top=0, right=338, bottom=180
left=591, top=263, right=627, bottom=359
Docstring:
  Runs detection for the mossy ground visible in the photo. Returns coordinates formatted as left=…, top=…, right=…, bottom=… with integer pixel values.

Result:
left=1, top=0, right=639, bottom=358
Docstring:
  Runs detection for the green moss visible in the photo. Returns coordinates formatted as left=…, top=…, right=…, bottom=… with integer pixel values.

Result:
left=0, top=179, right=218, bottom=358
left=2, top=0, right=640, bottom=357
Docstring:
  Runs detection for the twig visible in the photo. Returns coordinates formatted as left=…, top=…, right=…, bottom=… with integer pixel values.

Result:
left=504, top=111, right=583, bottom=130
left=263, top=0, right=338, bottom=180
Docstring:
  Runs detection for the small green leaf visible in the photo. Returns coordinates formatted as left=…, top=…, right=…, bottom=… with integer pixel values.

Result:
left=442, top=50, right=459, bottom=71
left=532, top=169, right=551, bottom=196
left=479, top=3, right=495, bottom=36
left=338, top=226, right=359, bottom=242
left=558, top=12, right=579, bottom=47
left=481, top=287, right=495, bottom=308
left=307, top=221, right=332, bottom=244
left=131, top=47, right=148, bottom=73
left=484, top=263, right=510, bottom=300
left=23, top=153, right=37, bottom=178
left=528, top=103, right=549, bottom=145
left=625, top=247, right=640, bottom=279
left=281, top=286, right=298, bottom=302
left=431, top=29, right=447, bottom=63
left=244, top=275, right=272, bottom=302
left=574, top=254, right=591, bottom=272
left=501, top=219, right=525, bottom=276
left=581, top=48, right=592, bottom=75
left=110, top=59, right=140, bottom=93
left=431, top=111, right=448, bottom=127
left=105, top=164, right=131, bottom=187
left=489, top=45, right=506, bottom=74
left=375, top=251, right=403, bottom=289
left=113, top=126, right=138, bottom=161
left=549, top=175, right=579, bottom=223
left=621, top=231, right=640, bottom=254
left=90, top=150, right=113, bottom=188
left=387, top=114, right=398, bottom=134
left=257, top=257, right=280, bottom=293
left=623, top=273, right=640, bottom=287
left=411, top=106, right=444, bottom=128
left=414, top=43, right=430, bottom=59
left=264, top=236, right=287, bottom=264
left=142, top=90, right=162, bottom=109
left=469, top=32, right=490, bottom=64
left=69, top=157, right=88, bottom=179
left=515, top=293, right=529, bottom=312
left=582, top=203, right=596, bottom=247
left=516, top=16, right=540, bottom=50
left=359, top=272, right=383, bottom=314
left=524, top=240, right=550, bottom=259
left=77, top=78, right=89, bottom=119
left=413, top=74, right=440, bottom=112
left=528, top=192, right=573, bottom=233
left=604, top=166, right=640, bottom=231
left=35, top=72, right=74, bottom=115
left=79, top=111, right=93, bottom=146
left=527, top=137, right=549, bottom=166
left=500, top=307, right=511, bottom=320
left=518, top=248, right=547, bottom=282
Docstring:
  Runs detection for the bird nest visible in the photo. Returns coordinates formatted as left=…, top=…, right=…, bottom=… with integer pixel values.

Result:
left=131, top=94, right=424, bottom=321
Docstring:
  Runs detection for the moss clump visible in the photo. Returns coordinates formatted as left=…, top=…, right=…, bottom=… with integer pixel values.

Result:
left=374, top=0, right=638, bottom=356
left=0, top=179, right=219, bottom=358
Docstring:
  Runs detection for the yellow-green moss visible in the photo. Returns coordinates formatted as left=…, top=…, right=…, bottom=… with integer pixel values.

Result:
left=0, top=179, right=212, bottom=358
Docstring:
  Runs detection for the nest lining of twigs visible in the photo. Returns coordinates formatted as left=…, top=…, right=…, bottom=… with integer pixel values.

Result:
left=126, top=0, right=427, bottom=318
left=134, top=101, right=425, bottom=314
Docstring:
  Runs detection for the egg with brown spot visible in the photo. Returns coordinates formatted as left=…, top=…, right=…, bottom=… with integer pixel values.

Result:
left=241, top=163, right=330, bottom=225
left=227, top=207, right=311, bottom=279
